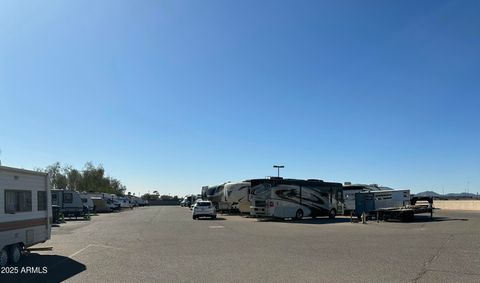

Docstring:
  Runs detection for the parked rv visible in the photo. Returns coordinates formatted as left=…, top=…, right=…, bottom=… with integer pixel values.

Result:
left=89, top=193, right=121, bottom=211
left=51, top=189, right=88, bottom=218
left=219, top=181, right=251, bottom=213
left=90, top=197, right=112, bottom=213
left=206, top=184, right=225, bottom=209
left=80, top=193, right=95, bottom=212
left=0, top=166, right=52, bottom=267
left=250, top=178, right=344, bottom=220
left=118, top=197, right=133, bottom=209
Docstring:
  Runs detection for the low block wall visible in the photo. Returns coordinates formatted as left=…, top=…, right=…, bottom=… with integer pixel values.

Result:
left=434, top=200, right=480, bottom=211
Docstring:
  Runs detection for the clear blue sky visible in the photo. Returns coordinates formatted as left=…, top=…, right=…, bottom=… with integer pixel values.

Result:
left=1, top=1, right=479, bottom=196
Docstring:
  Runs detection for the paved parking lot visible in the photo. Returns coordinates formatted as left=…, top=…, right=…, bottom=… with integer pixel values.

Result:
left=4, top=206, right=480, bottom=283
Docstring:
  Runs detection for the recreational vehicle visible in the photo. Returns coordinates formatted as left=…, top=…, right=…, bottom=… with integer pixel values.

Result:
left=201, top=186, right=209, bottom=199
left=0, top=166, right=52, bottom=267
left=206, top=184, right=225, bottom=209
left=90, top=197, right=112, bottom=213
left=250, top=178, right=344, bottom=220
left=80, top=193, right=95, bottom=212
left=89, top=193, right=121, bottom=211
left=51, top=189, right=88, bottom=218
left=219, top=181, right=251, bottom=213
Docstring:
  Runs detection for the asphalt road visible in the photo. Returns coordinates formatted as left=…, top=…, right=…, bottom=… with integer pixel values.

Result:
left=4, top=206, right=480, bottom=283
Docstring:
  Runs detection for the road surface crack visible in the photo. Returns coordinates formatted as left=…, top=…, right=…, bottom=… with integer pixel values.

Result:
left=412, top=233, right=454, bottom=282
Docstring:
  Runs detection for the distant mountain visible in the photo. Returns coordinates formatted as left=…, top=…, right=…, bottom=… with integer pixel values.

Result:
left=445, top=192, right=478, bottom=197
left=415, top=191, right=441, bottom=197
left=414, top=191, right=479, bottom=198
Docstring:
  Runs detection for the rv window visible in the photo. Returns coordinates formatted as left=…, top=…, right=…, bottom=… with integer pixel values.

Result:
left=38, top=191, right=47, bottom=211
left=5, top=190, right=32, bottom=213
left=63, top=193, right=73, bottom=204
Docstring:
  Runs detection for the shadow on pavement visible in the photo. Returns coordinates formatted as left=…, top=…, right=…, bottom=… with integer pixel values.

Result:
left=257, top=217, right=351, bottom=224
left=410, top=215, right=469, bottom=223
left=195, top=217, right=227, bottom=221
left=1, top=253, right=86, bottom=283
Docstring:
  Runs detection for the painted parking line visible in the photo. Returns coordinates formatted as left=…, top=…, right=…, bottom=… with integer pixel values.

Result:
left=208, top=226, right=224, bottom=229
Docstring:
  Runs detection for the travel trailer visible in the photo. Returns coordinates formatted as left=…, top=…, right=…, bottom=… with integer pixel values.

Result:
left=0, top=166, right=52, bottom=267
left=250, top=178, right=344, bottom=219
left=118, top=197, right=133, bottom=209
left=90, top=197, right=112, bottom=213
left=80, top=193, right=95, bottom=212
left=219, top=181, right=251, bottom=213
left=89, top=193, right=121, bottom=211
left=51, top=189, right=88, bottom=218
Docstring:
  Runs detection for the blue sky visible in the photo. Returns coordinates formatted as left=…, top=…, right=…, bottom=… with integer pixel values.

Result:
left=1, top=0, right=479, bottom=196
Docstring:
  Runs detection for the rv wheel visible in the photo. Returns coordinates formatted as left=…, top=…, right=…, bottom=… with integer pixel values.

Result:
left=9, top=245, right=22, bottom=264
left=0, top=248, right=8, bottom=267
left=329, top=209, right=337, bottom=219
left=295, top=209, right=304, bottom=220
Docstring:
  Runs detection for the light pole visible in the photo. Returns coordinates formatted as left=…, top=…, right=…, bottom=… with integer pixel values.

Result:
left=273, top=165, right=284, bottom=178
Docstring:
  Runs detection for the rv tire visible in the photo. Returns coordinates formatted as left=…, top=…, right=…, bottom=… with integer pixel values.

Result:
left=329, top=209, right=336, bottom=219
left=0, top=248, right=8, bottom=267
left=9, top=244, right=22, bottom=264
left=295, top=209, right=304, bottom=220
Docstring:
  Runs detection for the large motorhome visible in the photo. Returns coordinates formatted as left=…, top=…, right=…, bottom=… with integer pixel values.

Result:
left=219, top=181, right=251, bottom=213
left=250, top=178, right=343, bottom=220
left=0, top=166, right=52, bottom=267
left=51, top=189, right=87, bottom=218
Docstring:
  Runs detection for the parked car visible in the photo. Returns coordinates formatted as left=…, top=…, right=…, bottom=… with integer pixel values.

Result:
left=192, top=200, right=217, bottom=220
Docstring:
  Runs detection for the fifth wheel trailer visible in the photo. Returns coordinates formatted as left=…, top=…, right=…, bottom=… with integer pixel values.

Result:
left=0, top=165, right=52, bottom=267
left=219, top=181, right=251, bottom=213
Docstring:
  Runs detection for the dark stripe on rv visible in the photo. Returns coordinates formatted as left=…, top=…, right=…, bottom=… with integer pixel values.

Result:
left=0, top=218, right=48, bottom=232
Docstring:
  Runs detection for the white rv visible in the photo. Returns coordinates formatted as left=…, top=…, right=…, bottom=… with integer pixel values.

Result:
left=80, top=193, right=95, bottom=212
left=250, top=178, right=344, bottom=220
left=89, top=193, right=121, bottom=211
left=0, top=166, right=52, bottom=267
left=51, top=189, right=87, bottom=218
left=219, top=181, right=251, bottom=213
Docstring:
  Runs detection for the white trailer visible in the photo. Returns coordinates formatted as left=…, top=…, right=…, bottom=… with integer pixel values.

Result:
left=80, top=193, right=94, bottom=212
left=51, top=189, right=87, bottom=218
left=355, top=190, right=411, bottom=217
left=343, top=184, right=393, bottom=215
left=0, top=166, right=52, bottom=267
